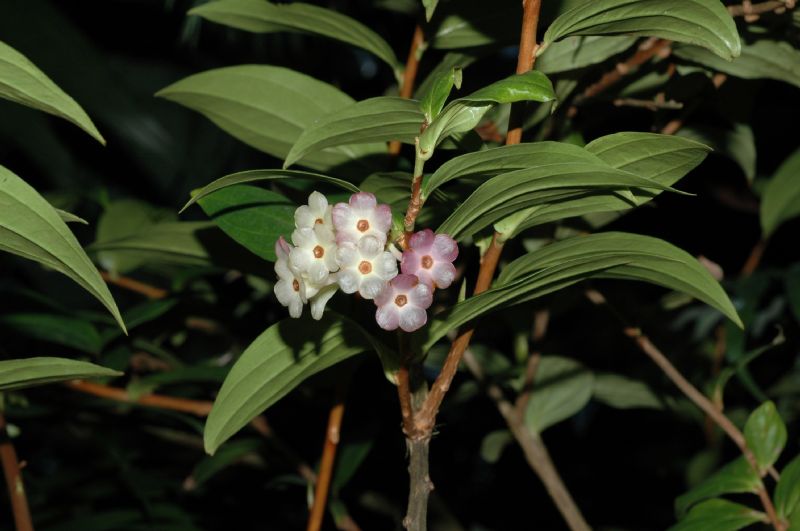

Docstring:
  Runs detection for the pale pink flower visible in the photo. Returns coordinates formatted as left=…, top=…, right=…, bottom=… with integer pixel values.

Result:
left=374, top=274, right=433, bottom=332
left=401, top=229, right=458, bottom=289
left=295, top=191, right=333, bottom=232
left=274, top=236, right=306, bottom=318
left=332, top=192, right=392, bottom=245
left=336, top=236, right=398, bottom=299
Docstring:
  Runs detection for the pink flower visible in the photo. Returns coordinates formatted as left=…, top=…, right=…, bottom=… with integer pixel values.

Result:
left=401, top=229, right=458, bottom=289
left=332, top=192, right=392, bottom=245
left=374, top=274, right=433, bottom=332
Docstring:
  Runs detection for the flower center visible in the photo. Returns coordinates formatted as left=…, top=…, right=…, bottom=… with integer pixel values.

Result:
left=394, top=294, right=408, bottom=307
left=421, top=255, right=434, bottom=269
left=356, top=219, right=370, bottom=232
left=292, top=279, right=300, bottom=292
left=358, top=260, right=372, bottom=274
left=315, top=218, right=324, bottom=225
left=313, top=245, right=325, bottom=258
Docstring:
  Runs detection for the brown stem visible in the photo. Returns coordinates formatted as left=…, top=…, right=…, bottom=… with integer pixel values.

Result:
left=403, top=438, right=433, bottom=531
left=403, top=170, right=424, bottom=237
left=65, top=380, right=213, bottom=416
left=100, top=271, right=168, bottom=300
left=462, top=351, right=591, bottom=531
left=307, top=382, right=349, bottom=531
left=506, top=0, right=544, bottom=145
left=729, top=0, right=795, bottom=19
left=0, top=413, right=33, bottom=531
left=741, top=238, right=768, bottom=277
left=416, top=234, right=505, bottom=433
left=570, top=38, right=671, bottom=111
left=390, top=24, right=425, bottom=156
left=624, top=328, right=783, bottom=529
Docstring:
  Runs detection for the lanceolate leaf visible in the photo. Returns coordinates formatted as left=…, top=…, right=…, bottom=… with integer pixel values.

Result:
left=436, top=159, right=678, bottom=240
left=204, top=313, right=389, bottom=455
left=674, top=40, right=800, bottom=89
left=675, top=457, right=760, bottom=517
left=156, top=66, right=384, bottom=172
left=677, top=124, right=756, bottom=183
left=0, top=40, right=104, bottom=143
left=88, top=222, right=213, bottom=267
left=418, top=71, right=555, bottom=155
left=761, top=147, right=800, bottom=237
left=537, top=35, right=636, bottom=74
left=0, top=357, right=121, bottom=392
left=189, top=0, right=401, bottom=74
left=0, top=314, right=103, bottom=354
left=524, top=356, right=594, bottom=433
left=774, top=455, right=800, bottom=520
left=670, top=499, right=767, bottom=531
left=429, top=0, right=518, bottom=49
left=284, top=97, right=424, bottom=168
left=0, top=165, right=125, bottom=332
left=181, top=169, right=360, bottom=213
left=423, top=141, right=599, bottom=199
left=419, top=66, right=462, bottom=122
left=743, top=401, right=787, bottom=474
left=197, top=185, right=296, bottom=262
left=592, top=373, right=664, bottom=410
left=498, top=232, right=742, bottom=327
left=542, top=0, right=741, bottom=61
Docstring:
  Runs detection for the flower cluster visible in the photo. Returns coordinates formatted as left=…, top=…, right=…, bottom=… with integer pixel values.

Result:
left=275, top=191, right=458, bottom=332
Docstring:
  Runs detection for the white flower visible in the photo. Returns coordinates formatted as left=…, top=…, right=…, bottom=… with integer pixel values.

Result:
left=332, top=192, right=392, bottom=245
left=309, top=283, right=338, bottom=320
left=295, top=191, right=333, bottom=231
left=274, top=236, right=306, bottom=318
left=289, top=226, right=338, bottom=285
left=336, top=235, right=398, bottom=299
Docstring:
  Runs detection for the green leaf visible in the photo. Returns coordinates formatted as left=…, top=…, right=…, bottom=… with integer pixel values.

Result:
left=415, top=52, right=480, bottom=100
left=181, top=169, right=359, bottom=213
left=0, top=40, right=104, bottom=143
left=592, top=373, right=664, bottom=410
left=761, top=147, right=800, bottom=237
left=670, top=499, right=766, bottom=531
left=204, top=313, right=387, bottom=454
left=675, top=457, right=760, bottom=517
left=0, top=357, right=121, bottom=391
left=480, top=430, right=513, bottom=464
left=0, top=165, right=125, bottom=332
left=744, top=401, right=787, bottom=474
left=188, top=438, right=263, bottom=489
left=437, top=156, right=679, bottom=241
left=190, top=0, right=401, bottom=74
left=419, top=67, right=462, bottom=122
left=156, top=65, right=384, bottom=172
left=542, top=0, right=741, bottom=61
left=524, top=356, right=594, bottom=433
left=423, top=140, right=599, bottom=199
left=417, top=254, right=635, bottom=353
left=775, top=455, right=800, bottom=520
left=95, top=199, right=175, bottom=275
left=537, top=35, right=636, bottom=74
left=418, top=71, right=555, bottom=156
left=498, top=232, right=742, bottom=327
left=284, top=97, right=423, bottom=168
left=674, top=40, right=800, bottom=89
left=422, top=0, right=439, bottom=21
left=429, top=0, right=519, bottom=49
left=197, top=185, right=295, bottom=263
left=56, top=208, right=88, bottom=225
left=0, top=313, right=103, bottom=354
left=676, top=123, right=756, bottom=183
left=88, top=222, right=213, bottom=268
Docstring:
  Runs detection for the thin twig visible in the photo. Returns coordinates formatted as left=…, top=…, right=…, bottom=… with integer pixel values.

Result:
left=0, top=413, right=33, bottom=531
left=613, top=97, right=684, bottom=111
left=65, top=380, right=213, bottom=416
left=569, top=38, right=671, bottom=112
left=100, top=271, right=168, bottom=300
left=585, top=290, right=784, bottom=529
left=741, top=238, right=768, bottom=277
left=390, top=24, right=425, bottom=156
left=660, top=73, right=727, bottom=135
left=307, top=381, right=349, bottom=531
left=729, top=0, right=795, bottom=20
left=506, top=0, right=544, bottom=145
left=462, top=351, right=591, bottom=531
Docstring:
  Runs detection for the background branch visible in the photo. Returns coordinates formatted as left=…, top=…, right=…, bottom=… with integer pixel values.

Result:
left=0, top=413, right=33, bottom=531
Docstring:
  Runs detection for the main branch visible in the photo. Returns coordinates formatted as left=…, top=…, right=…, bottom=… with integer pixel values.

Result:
left=0, top=413, right=33, bottom=531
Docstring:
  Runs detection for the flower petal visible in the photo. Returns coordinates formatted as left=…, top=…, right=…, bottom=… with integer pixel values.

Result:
left=431, top=262, right=457, bottom=289
left=360, top=277, right=386, bottom=300
left=409, top=229, right=435, bottom=252
left=399, top=306, right=427, bottom=332
left=409, top=282, right=433, bottom=309
left=358, top=235, right=383, bottom=258
left=432, top=233, right=458, bottom=262
left=376, top=304, right=400, bottom=331
left=349, top=192, right=377, bottom=211
left=400, top=250, right=422, bottom=276
left=392, top=273, right=420, bottom=291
